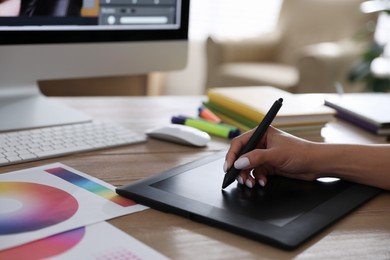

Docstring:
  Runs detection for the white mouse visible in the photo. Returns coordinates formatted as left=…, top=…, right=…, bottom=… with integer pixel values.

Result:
left=146, top=124, right=211, bottom=147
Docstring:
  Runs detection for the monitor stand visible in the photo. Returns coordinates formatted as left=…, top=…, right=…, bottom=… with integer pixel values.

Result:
left=0, top=85, right=91, bottom=132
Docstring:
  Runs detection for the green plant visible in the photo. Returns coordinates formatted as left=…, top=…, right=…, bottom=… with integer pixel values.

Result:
left=349, top=42, right=390, bottom=92
left=348, top=1, right=390, bottom=92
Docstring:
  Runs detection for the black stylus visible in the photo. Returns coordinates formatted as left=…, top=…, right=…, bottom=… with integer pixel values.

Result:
left=221, top=98, right=283, bottom=189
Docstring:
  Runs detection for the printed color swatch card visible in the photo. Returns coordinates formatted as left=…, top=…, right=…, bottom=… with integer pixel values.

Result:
left=0, top=221, right=167, bottom=260
left=0, top=163, right=147, bottom=250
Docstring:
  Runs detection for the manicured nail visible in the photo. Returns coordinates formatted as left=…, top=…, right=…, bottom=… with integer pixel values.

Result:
left=258, top=179, right=266, bottom=187
left=223, top=161, right=227, bottom=172
left=245, top=179, right=253, bottom=188
left=237, top=175, right=244, bottom=185
left=234, top=157, right=250, bottom=170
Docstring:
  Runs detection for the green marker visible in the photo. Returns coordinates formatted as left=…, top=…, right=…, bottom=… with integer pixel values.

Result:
left=171, top=115, right=240, bottom=138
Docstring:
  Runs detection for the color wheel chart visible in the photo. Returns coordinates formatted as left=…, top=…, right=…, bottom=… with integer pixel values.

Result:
left=0, top=227, right=85, bottom=259
left=0, top=182, right=78, bottom=235
left=0, top=163, right=147, bottom=252
left=0, top=222, right=168, bottom=260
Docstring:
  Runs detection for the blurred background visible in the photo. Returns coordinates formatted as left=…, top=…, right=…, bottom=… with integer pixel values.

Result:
left=40, top=0, right=390, bottom=96
left=163, top=0, right=389, bottom=95
left=164, top=0, right=282, bottom=95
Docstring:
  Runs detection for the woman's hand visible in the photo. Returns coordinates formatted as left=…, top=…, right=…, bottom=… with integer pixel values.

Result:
left=224, top=126, right=321, bottom=188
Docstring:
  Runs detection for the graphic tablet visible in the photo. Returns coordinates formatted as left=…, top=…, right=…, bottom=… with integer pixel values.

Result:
left=116, top=151, right=380, bottom=250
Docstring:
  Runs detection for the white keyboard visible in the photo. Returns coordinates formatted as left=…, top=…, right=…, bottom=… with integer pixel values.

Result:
left=0, top=122, right=147, bottom=166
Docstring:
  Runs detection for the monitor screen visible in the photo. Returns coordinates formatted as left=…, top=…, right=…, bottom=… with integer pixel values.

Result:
left=0, top=0, right=188, bottom=43
left=0, top=0, right=189, bottom=132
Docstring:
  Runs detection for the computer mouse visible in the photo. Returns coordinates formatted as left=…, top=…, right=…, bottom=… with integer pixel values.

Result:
left=146, top=124, right=211, bottom=147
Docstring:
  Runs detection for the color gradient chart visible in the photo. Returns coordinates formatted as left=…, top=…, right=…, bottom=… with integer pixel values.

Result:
left=0, top=163, right=147, bottom=252
left=0, top=182, right=78, bottom=235
left=0, top=227, right=85, bottom=259
left=0, top=222, right=168, bottom=260
left=45, top=167, right=135, bottom=207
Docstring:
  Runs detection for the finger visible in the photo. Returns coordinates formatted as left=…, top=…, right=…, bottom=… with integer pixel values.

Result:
left=224, top=129, right=255, bottom=170
left=250, top=163, right=271, bottom=187
left=244, top=174, right=256, bottom=189
left=237, top=169, right=251, bottom=185
left=234, top=149, right=270, bottom=171
left=252, top=170, right=268, bottom=187
left=235, top=150, right=272, bottom=187
left=257, top=125, right=277, bottom=148
left=257, top=175, right=267, bottom=187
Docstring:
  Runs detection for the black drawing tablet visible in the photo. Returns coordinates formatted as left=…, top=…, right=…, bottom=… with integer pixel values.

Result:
left=116, top=151, right=381, bottom=250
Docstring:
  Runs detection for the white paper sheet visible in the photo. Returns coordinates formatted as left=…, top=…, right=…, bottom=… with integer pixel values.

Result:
left=0, top=221, right=167, bottom=260
left=0, top=163, right=148, bottom=250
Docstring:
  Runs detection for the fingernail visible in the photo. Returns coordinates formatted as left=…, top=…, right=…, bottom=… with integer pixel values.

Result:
left=234, top=157, right=250, bottom=170
left=223, top=161, right=227, bottom=172
left=237, top=175, right=244, bottom=185
left=245, top=179, right=253, bottom=188
left=258, top=179, right=266, bottom=187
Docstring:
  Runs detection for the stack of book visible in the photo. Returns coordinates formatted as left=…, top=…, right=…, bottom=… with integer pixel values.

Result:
left=204, top=86, right=336, bottom=141
left=324, top=93, right=390, bottom=136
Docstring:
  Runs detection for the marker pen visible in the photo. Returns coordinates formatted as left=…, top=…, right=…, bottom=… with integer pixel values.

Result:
left=171, top=115, right=240, bottom=139
left=198, top=106, right=222, bottom=123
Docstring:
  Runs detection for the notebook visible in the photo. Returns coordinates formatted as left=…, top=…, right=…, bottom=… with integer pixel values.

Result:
left=116, top=151, right=380, bottom=250
left=207, top=86, right=335, bottom=126
left=203, top=101, right=325, bottom=141
left=324, top=93, right=390, bottom=135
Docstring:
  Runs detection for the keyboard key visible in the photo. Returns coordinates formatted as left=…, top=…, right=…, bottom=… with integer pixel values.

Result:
left=0, top=122, right=147, bottom=166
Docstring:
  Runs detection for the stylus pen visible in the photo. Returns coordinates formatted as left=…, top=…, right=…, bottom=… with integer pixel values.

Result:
left=221, top=98, right=283, bottom=189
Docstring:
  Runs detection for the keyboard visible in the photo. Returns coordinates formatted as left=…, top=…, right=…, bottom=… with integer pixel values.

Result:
left=0, top=122, right=147, bottom=166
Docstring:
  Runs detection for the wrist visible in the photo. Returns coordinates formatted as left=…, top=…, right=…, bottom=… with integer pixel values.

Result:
left=311, top=143, right=366, bottom=181
left=307, top=143, right=346, bottom=178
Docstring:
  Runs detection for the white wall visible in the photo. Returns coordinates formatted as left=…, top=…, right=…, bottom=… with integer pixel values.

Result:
left=164, top=40, right=206, bottom=95
left=164, top=0, right=282, bottom=95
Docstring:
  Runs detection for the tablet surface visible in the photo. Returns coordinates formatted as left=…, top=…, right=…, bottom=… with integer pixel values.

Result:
left=116, top=151, right=381, bottom=250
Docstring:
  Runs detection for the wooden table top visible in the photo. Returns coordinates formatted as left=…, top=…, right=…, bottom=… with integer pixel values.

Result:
left=1, top=96, right=389, bottom=259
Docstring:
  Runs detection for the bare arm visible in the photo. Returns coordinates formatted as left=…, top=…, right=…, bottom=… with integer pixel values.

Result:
left=225, top=126, right=390, bottom=190
left=307, top=142, right=390, bottom=190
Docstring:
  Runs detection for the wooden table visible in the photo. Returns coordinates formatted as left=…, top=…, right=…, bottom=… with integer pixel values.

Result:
left=2, top=96, right=390, bottom=259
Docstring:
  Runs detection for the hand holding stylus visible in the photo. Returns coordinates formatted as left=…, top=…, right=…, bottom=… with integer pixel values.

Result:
left=222, top=98, right=283, bottom=189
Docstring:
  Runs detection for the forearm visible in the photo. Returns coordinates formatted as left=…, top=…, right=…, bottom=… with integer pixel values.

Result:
left=312, top=143, right=390, bottom=190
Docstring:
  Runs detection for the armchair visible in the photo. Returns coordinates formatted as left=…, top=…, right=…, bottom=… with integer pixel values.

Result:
left=205, top=0, right=376, bottom=93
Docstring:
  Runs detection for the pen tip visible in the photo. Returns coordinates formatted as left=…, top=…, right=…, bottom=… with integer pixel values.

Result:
left=222, top=172, right=236, bottom=189
left=221, top=180, right=228, bottom=189
left=278, top=98, right=283, bottom=103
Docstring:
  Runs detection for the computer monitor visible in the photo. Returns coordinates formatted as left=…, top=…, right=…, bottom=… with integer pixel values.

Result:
left=0, top=0, right=189, bottom=132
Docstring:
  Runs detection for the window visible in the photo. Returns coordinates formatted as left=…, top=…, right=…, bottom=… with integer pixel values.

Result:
left=189, top=0, right=282, bottom=40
